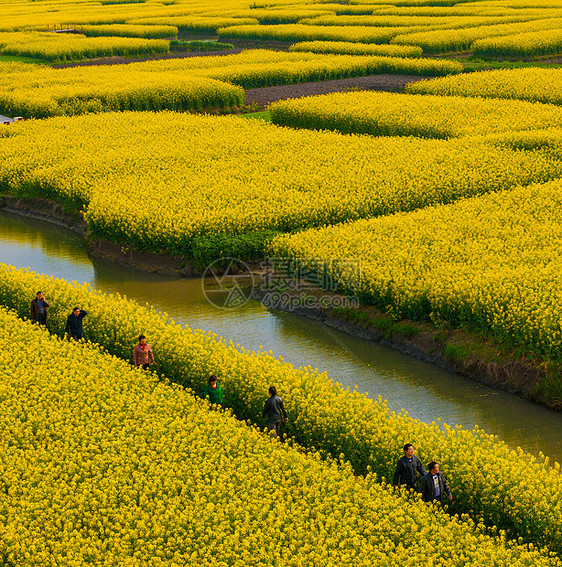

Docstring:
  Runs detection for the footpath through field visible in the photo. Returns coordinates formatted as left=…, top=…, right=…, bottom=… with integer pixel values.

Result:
left=244, top=73, right=428, bottom=106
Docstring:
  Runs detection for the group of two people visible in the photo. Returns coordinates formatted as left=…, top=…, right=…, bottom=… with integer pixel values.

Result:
left=393, top=443, right=453, bottom=504
left=31, top=291, right=87, bottom=341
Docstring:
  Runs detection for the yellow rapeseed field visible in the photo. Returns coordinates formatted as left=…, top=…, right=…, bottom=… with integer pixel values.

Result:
left=270, top=178, right=562, bottom=362
left=0, top=50, right=460, bottom=118
left=0, top=30, right=169, bottom=61
left=406, top=68, right=562, bottom=105
left=288, top=40, right=423, bottom=57
left=1, top=112, right=559, bottom=255
left=2, top=264, right=562, bottom=556
left=77, top=23, right=179, bottom=39
left=0, top=61, right=244, bottom=118
left=472, top=27, right=562, bottom=57
left=217, top=23, right=430, bottom=43
left=0, top=305, right=560, bottom=566
left=391, top=17, right=562, bottom=52
left=269, top=90, right=562, bottom=138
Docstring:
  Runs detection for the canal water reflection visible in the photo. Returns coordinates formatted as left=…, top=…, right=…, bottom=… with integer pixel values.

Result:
left=2, top=208, right=562, bottom=463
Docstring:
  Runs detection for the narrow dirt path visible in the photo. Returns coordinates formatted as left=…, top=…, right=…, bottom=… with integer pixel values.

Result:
left=244, top=74, right=429, bottom=107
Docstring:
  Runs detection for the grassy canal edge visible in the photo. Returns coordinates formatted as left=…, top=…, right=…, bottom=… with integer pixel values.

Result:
left=2, top=194, right=561, bottom=413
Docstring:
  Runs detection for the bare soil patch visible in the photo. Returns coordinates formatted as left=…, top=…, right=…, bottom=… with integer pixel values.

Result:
left=244, top=74, right=429, bottom=107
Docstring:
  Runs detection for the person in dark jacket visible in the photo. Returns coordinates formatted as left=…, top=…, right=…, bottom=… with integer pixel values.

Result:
left=65, top=307, right=87, bottom=341
left=30, top=291, right=50, bottom=325
left=418, top=462, right=453, bottom=503
left=392, top=443, right=426, bottom=491
left=204, top=375, right=224, bottom=405
left=261, top=386, right=288, bottom=438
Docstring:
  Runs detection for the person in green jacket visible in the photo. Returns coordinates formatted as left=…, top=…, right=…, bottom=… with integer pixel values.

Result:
left=204, top=375, right=223, bottom=405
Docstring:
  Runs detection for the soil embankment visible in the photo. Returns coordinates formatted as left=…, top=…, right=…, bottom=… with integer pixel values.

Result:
left=245, top=74, right=425, bottom=106
left=252, top=287, right=557, bottom=411
left=2, top=196, right=558, bottom=413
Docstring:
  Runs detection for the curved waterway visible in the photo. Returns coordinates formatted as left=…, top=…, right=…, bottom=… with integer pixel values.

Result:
left=2, top=208, right=562, bottom=464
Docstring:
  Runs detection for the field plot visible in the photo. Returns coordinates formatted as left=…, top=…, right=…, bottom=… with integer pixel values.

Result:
left=3, top=264, right=562, bottom=558
left=271, top=177, right=562, bottom=364
left=77, top=24, right=179, bottom=39
left=0, top=50, right=460, bottom=118
left=0, top=0, right=560, bottom=61
left=1, top=304, right=561, bottom=565
left=289, top=40, right=423, bottom=57
left=269, top=91, right=562, bottom=138
left=0, top=61, right=244, bottom=117
left=407, top=68, right=562, bottom=105
left=217, top=23, right=431, bottom=43
left=1, top=112, right=560, bottom=256
left=391, top=17, right=562, bottom=52
left=0, top=30, right=169, bottom=62
left=472, top=28, right=562, bottom=58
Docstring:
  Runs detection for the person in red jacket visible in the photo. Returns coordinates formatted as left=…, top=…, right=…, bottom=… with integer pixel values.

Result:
left=133, top=335, right=156, bottom=370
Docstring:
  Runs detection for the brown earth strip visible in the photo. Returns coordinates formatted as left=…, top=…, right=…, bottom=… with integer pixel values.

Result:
left=244, top=74, right=428, bottom=107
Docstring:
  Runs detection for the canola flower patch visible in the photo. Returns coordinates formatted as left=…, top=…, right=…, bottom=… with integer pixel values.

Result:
left=126, top=15, right=259, bottom=31
left=0, top=306, right=560, bottom=566
left=472, top=27, right=562, bottom=57
left=0, top=112, right=559, bottom=255
left=289, top=40, right=423, bottom=57
left=0, top=30, right=169, bottom=62
left=217, top=23, right=429, bottom=43
left=0, top=50, right=460, bottom=118
left=269, top=91, right=562, bottom=138
left=220, top=8, right=337, bottom=24
left=77, top=23, right=179, bottom=39
left=271, top=177, right=562, bottom=362
left=2, top=264, right=562, bottom=557
left=406, top=68, right=562, bottom=105
left=0, top=61, right=243, bottom=118
left=298, top=14, right=534, bottom=27
left=391, top=17, right=562, bottom=52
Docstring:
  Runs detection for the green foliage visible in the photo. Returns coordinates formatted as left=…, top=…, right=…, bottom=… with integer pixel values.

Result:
left=191, top=230, right=280, bottom=271
left=170, top=39, right=234, bottom=51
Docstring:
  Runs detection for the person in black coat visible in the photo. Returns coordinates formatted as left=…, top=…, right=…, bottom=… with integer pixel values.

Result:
left=65, top=307, right=87, bottom=341
left=392, top=443, right=427, bottom=491
left=418, top=462, right=453, bottom=503
left=262, top=386, right=288, bottom=438
left=30, top=291, right=49, bottom=325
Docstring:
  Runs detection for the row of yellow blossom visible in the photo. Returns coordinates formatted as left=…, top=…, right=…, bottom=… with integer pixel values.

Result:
left=1, top=112, right=560, bottom=256
left=0, top=306, right=559, bottom=566
left=1, top=263, right=562, bottom=556
left=408, top=67, right=562, bottom=106
left=269, top=90, right=562, bottom=138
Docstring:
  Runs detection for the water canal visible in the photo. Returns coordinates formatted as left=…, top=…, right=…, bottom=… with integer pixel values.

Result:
left=2, top=208, right=562, bottom=463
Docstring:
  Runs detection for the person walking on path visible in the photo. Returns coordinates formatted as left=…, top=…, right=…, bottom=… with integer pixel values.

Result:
left=30, top=291, right=49, bottom=326
left=392, top=443, right=427, bottom=492
left=204, top=375, right=224, bottom=405
left=133, top=335, right=156, bottom=370
left=418, top=462, right=453, bottom=504
left=65, top=307, right=87, bottom=341
left=261, top=386, right=288, bottom=438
